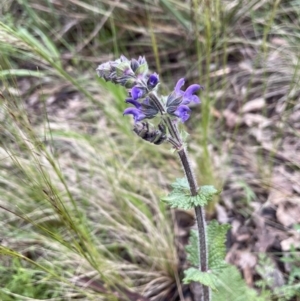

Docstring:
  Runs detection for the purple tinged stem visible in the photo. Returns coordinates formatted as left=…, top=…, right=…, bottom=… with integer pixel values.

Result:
left=163, top=117, right=210, bottom=301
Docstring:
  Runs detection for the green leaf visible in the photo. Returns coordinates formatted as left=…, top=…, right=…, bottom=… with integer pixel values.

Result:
left=161, top=189, right=191, bottom=209
left=161, top=178, right=219, bottom=209
left=185, top=223, right=259, bottom=301
left=185, top=222, right=230, bottom=270
left=208, top=221, right=231, bottom=270
left=161, top=178, right=191, bottom=209
left=212, top=265, right=261, bottom=301
left=197, top=185, right=219, bottom=204
left=186, top=230, right=199, bottom=266
left=183, top=268, right=218, bottom=290
left=171, top=177, right=189, bottom=190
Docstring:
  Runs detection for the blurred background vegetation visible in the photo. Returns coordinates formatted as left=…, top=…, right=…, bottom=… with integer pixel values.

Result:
left=0, top=0, right=300, bottom=300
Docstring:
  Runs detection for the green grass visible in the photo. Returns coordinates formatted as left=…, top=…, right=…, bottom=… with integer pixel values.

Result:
left=0, top=0, right=300, bottom=300
left=0, top=258, right=61, bottom=300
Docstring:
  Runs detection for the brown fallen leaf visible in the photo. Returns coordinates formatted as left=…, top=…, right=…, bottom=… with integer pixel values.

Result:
left=242, top=113, right=270, bottom=128
left=238, top=250, right=257, bottom=287
left=276, top=200, right=300, bottom=227
left=270, top=37, right=288, bottom=46
left=242, top=98, right=265, bottom=113
left=281, top=232, right=300, bottom=251
left=223, top=109, right=241, bottom=128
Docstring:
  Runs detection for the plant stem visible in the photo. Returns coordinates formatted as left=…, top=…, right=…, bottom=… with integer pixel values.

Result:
left=148, top=92, right=166, bottom=115
left=149, top=93, right=210, bottom=300
left=177, top=149, right=210, bottom=301
left=166, top=119, right=210, bottom=301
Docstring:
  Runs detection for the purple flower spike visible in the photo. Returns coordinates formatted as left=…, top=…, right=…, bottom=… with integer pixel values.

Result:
left=131, top=86, right=146, bottom=100
left=174, top=105, right=191, bottom=123
left=126, top=98, right=141, bottom=109
left=147, top=73, right=159, bottom=89
left=123, top=108, right=146, bottom=123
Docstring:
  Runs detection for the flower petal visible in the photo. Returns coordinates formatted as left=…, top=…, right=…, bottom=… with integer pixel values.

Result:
left=174, top=105, right=191, bottom=123
left=182, top=84, right=201, bottom=104
left=147, top=73, right=159, bottom=89
left=125, top=98, right=141, bottom=108
left=184, top=84, right=201, bottom=97
left=131, top=86, right=146, bottom=100
left=123, top=108, right=146, bottom=123
left=174, top=78, right=185, bottom=94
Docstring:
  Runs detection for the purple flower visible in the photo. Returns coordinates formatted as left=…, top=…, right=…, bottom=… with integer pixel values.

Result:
left=125, top=98, right=141, bottom=108
left=174, top=78, right=201, bottom=104
left=174, top=105, right=191, bottom=123
left=125, top=98, right=142, bottom=109
left=131, top=86, right=146, bottom=100
left=123, top=108, right=146, bottom=123
left=124, top=97, right=159, bottom=123
left=147, top=73, right=159, bottom=89
left=165, top=78, right=202, bottom=122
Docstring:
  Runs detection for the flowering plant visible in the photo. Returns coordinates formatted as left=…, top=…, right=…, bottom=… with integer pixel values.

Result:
left=97, top=56, right=230, bottom=301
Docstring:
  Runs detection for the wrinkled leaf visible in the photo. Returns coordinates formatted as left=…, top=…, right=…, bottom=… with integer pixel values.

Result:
left=212, top=265, right=261, bottom=301
left=161, top=178, right=219, bottom=209
left=208, top=221, right=231, bottom=270
left=186, top=229, right=199, bottom=266
left=183, top=267, right=218, bottom=290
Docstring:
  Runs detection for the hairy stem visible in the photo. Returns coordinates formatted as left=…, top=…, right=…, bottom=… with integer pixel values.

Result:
left=177, top=149, right=210, bottom=301
left=167, top=136, right=182, bottom=149
left=167, top=121, right=210, bottom=301
left=164, top=116, right=182, bottom=144
left=148, top=92, right=166, bottom=115
left=149, top=94, right=210, bottom=300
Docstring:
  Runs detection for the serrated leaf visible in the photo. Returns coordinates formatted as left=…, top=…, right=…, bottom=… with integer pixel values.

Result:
left=197, top=185, right=219, bottom=204
left=162, top=179, right=219, bottom=209
left=171, top=177, right=189, bottom=190
left=208, top=221, right=231, bottom=270
left=185, top=223, right=258, bottom=301
left=161, top=190, right=191, bottom=209
left=189, top=193, right=210, bottom=207
left=183, top=268, right=218, bottom=290
left=186, top=229, right=199, bottom=266
left=161, top=178, right=191, bottom=209
left=185, top=221, right=230, bottom=271
left=212, top=265, right=260, bottom=301
left=162, top=194, right=208, bottom=210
